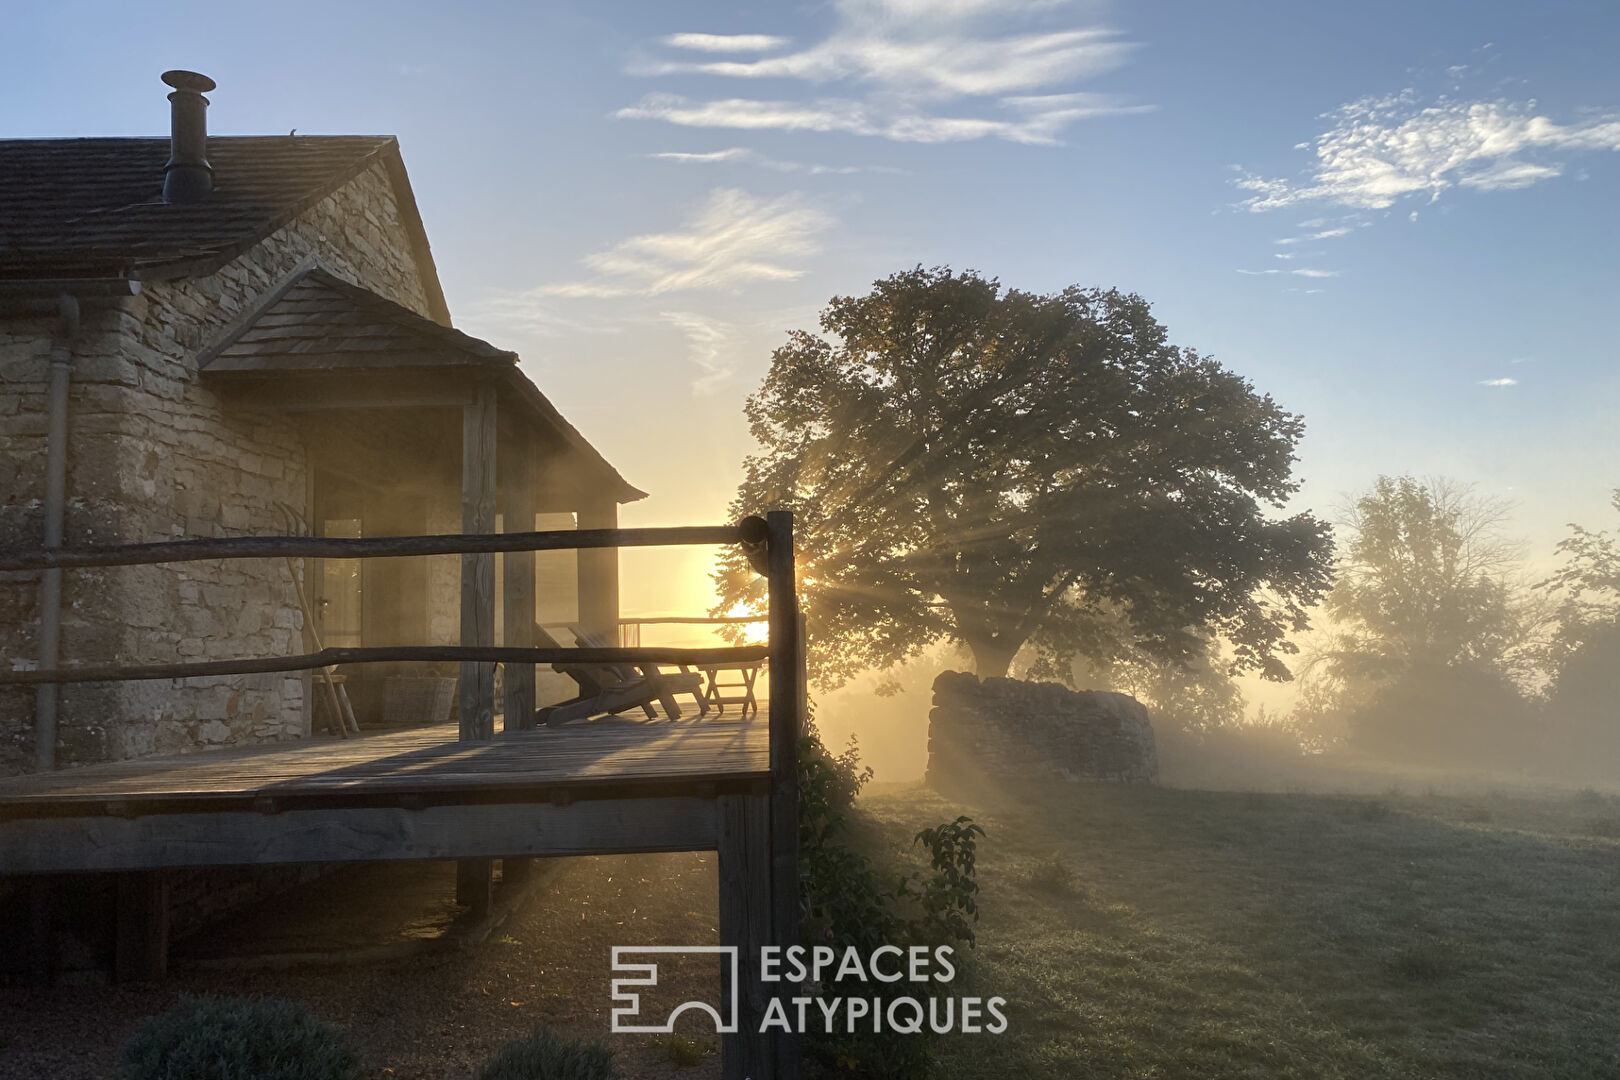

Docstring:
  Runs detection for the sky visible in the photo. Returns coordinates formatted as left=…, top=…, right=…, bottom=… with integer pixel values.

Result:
left=6, top=1, right=1619, bottom=772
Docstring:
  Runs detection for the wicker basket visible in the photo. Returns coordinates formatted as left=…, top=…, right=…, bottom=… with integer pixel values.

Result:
left=383, top=676, right=457, bottom=727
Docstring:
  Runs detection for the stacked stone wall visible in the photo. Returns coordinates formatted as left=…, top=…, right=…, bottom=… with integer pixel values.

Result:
left=0, top=160, right=437, bottom=774
left=927, top=670, right=1159, bottom=794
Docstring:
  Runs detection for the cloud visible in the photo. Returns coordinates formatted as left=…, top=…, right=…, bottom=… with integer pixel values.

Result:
left=1237, top=92, right=1620, bottom=211
left=623, top=0, right=1149, bottom=145
left=1274, top=227, right=1352, bottom=244
left=1479, top=377, right=1519, bottom=387
left=664, top=33, right=788, bottom=53
left=618, top=91, right=1147, bottom=145
left=1237, top=267, right=1339, bottom=278
left=533, top=188, right=833, bottom=299
left=647, top=146, right=904, bottom=174
left=662, top=311, right=737, bottom=394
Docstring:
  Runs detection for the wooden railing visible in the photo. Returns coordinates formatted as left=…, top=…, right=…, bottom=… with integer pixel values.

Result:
left=0, top=511, right=804, bottom=1078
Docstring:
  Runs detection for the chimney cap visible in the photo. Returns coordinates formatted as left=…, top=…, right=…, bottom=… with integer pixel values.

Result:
left=161, top=70, right=216, bottom=94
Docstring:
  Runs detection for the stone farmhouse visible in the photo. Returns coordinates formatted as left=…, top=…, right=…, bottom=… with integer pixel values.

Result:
left=0, top=71, right=641, bottom=777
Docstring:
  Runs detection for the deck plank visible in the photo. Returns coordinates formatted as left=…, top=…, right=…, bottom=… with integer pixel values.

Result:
left=0, top=721, right=769, bottom=812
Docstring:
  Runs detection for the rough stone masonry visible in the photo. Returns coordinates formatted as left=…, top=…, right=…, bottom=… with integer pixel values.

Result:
left=927, top=670, right=1159, bottom=793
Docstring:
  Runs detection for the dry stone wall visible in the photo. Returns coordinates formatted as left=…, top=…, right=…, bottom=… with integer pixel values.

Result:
left=0, top=160, right=437, bottom=774
left=927, top=670, right=1159, bottom=793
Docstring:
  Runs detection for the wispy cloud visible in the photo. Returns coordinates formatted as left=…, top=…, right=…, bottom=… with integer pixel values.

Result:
left=533, top=189, right=833, bottom=299
left=1236, top=92, right=1620, bottom=211
left=1275, top=226, right=1352, bottom=244
left=1479, top=377, right=1519, bottom=387
left=619, top=91, right=1146, bottom=145
left=662, top=311, right=737, bottom=394
left=1237, top=267, right=1340, bottom=278
left=647, top=146, right=903, bottom=175
left=621, top=0, right=1149, bottom=145
left=664, top=33, right=788, bottom=53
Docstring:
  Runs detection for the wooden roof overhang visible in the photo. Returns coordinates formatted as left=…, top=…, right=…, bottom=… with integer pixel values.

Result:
left=198, top=264, right=645, bottom=508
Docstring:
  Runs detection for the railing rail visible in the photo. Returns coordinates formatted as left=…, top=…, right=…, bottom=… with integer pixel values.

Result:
left=0, top=645, right=770, bottom=687
left=0, top=525, right=743, bottom=573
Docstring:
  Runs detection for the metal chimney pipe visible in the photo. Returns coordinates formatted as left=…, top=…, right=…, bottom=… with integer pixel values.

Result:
left=161, top=70, right=216, bottom=203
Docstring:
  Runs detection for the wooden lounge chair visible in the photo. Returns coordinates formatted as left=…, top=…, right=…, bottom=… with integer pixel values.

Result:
left=530, top=624, right=705, bottom=727
left=568, top=625, right=708, bottom=722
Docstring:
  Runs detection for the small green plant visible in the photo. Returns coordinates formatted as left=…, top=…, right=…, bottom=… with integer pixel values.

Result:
left=647, top=1033, right=709, bottom=1067
left=474, top=1026, right=619, bottom=1080
left=120, top=993, right=361, bottom=1080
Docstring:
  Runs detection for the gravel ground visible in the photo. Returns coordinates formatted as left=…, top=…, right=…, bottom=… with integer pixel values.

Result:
left=0, top=853, right=725, bottom=1080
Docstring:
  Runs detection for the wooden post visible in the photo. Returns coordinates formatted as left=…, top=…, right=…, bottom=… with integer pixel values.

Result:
left=114, top=871, right=170, bottom=982
left=576, top=496, right=619, bottom=643
left=718, top=791, right=774, bottom=1080
left=765, top=510, right=802, bottom=1077
left=502, top=437, right=536, bottom=732
left=459, top=380, right=497, bottom=908
left=460, top=380, right=497, bottom=741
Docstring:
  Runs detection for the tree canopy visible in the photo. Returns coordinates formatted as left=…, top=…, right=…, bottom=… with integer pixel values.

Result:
left=714, top=267, right=1333, bottom=687
left=1318, top=475, right=1535, bottom=685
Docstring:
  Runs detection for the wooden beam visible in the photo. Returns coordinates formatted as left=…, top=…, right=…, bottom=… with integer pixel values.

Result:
left=576, top=496, right=620, bottom=643
left=460, top=381, right=499, bottom=910
left=765, top=510, right=804, bottom=1078
left=0, top=526, right=746, bottom=573
left=717, top=792, right=775, bottom=1080
left=114, top=871, right=170, bottom=982
left=0, top=644, right=770, bottom=687
left=456, top=857, right=494, bottom=916
left=502, top=436, right=537, bottom=732
left=461, top=380, right=498, bottom=741
left=0, top=796, right=721, bottom=873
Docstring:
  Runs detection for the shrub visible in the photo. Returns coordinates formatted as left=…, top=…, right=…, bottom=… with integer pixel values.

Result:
left=474, top=1026, right=619, bottom=1080
left=120, top=993, right=361, bottom=1080
left=798, top=727, right=985, bottom=1079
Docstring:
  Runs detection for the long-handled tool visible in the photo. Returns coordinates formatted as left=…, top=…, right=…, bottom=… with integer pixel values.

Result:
left=276, top=502, right=358, bottom=738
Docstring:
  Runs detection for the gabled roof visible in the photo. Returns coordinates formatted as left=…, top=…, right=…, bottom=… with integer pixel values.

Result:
left=200, top=266, right=646, bottom=503
left=0, top=135, right=449, bottom=324
left=202, top=266, right=513, bottom=372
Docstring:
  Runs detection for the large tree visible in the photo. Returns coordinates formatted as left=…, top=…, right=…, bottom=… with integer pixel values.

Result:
left=715, top=267, right=1333, bottom=687
left=1308, top=475, right=1544, bottom=762
left=1319, top=475, right=1535, bottom=684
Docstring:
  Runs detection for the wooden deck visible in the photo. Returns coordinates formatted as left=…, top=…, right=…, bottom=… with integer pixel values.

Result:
left=0, top=720, right=769, bottom=874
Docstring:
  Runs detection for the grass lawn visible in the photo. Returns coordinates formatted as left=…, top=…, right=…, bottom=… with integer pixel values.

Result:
left=856, top=776, right=1620, bottom=1079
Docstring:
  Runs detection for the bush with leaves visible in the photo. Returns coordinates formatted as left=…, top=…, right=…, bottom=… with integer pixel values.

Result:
left=473, top=1026, right=619, bottom=1080
left=120, top=994, right=361, bottom=1080
left=797, top=728, right=985, bottom=1079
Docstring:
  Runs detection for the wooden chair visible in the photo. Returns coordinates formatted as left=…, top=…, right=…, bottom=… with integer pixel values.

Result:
left=568, top=625, right=708, bottom=722
left=529, top=624, right=705, bottom=727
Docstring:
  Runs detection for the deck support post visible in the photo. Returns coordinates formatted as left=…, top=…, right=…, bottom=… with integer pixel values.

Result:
left=114, top=871, right=170, bottom=982
left=576, top=496, right=619, bottom=644
left=718, top=791, right=774, bottom=1080
left=459, top=379, right=498, bottom=908
left=765, top=510, right=803, bottom=1077
left=502, top=436, right=536, bottom=731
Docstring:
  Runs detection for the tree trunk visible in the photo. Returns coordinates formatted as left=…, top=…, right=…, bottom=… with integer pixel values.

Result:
left=964, top=634, right=1023, bottom=679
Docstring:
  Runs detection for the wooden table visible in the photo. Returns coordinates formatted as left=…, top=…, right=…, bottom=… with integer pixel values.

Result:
left=698, top=659, right=764, bottom=718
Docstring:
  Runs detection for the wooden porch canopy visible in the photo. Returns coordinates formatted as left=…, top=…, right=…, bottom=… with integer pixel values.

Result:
left=195, top=263, right=645, bottom=736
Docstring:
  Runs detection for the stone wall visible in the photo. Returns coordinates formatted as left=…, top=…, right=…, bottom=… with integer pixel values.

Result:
left=927, top=670, right=1159, bottom=793
left=0, top=160, right=437, bottom=774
